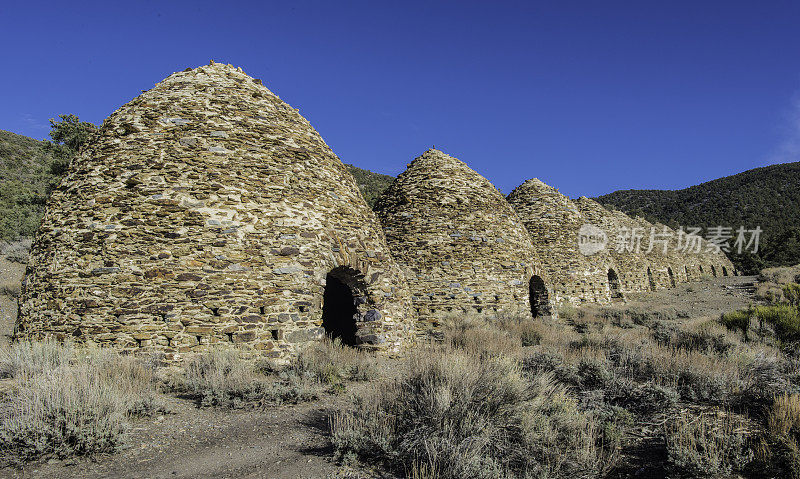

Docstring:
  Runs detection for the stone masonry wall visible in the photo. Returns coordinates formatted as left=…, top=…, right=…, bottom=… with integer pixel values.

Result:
left=507, top=179, right=620, bottom=306
left=17, top=62, right=414, bottom=361
left=374, top=149, right=553, bottom=328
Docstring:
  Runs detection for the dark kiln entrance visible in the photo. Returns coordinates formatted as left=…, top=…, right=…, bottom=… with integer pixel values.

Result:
left=608, top=269, right=623, bottom=300
left=529, top=275, right=550, bottom=318
left=321, top=267, right=365, bottom=346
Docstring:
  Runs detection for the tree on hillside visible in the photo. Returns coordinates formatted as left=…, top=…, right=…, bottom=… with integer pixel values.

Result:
left=0, top=115, right=96, bottom=240
left=44, top=114, right=97, bottom=175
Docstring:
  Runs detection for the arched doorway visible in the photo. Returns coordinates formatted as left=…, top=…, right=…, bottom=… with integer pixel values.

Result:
left=647, top=267, right=656, bottom=291
left=722, top=266, right=729, bottom=277
left=607, top=269, right=623, bottom=300
left=667, top=267, right=676, bottom=288
left=529, top=275, right=551, bottom=318
left=711, top=265, right=717, bottom=277
left=322, top=267, right=367, bottom=346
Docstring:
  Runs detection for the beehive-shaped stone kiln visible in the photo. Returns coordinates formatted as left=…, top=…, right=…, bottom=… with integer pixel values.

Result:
left=374, top=149, right=553, bottom=327
left=17, top=62, right=414, bottom=360
left=507, top=179, right=623, bottom=305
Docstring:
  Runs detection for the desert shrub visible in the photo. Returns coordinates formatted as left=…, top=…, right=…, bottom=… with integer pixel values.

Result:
left=784, top=284, right=800, bottom=307
left=624, top=306, right=680, bottom=325
left=736, top=356, right=794, bottom=412
left=665, top=409, right=753, bottom=477
left=0, top=364, right=125, bottom=463
left=721, top=309, right=752, bottom=339
left=577, top=358, right=612, bottom=390
left=756, top=305, right=800, bottom=343
left=293, top=338, right=379, bottom=384
left=520, top=326, right=542, bottom=347
left=441, top=315, right=522, bottom=358
left=167, top=349, right=315, bottom=408
left=654, top=323, right=733, bottom=355
left=522, top=351, right=580, bottom=387
left=331, top=351, right=618, bottom=479
left=760, top=265, right=800, bottom=286
left=605, top=378, right=678, bottom=415
left=0, top=339, right=73, bottom=378
left=760, top=393, right=800, bottom=478
left=0, top=343, right=162, bottom=463
left=558, top=303, right=579, bottom=320
left=676, top=369, right=729, bottom=404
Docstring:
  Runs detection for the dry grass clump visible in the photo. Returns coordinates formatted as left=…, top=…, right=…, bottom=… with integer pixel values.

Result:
left=757, top=393, right=800, bottom=478
left=331, top=349, right=618, bottom=479
left=665, top=408, right=753, bottom=477
left=165, top=348, right=317, bottom=408
left=0, top=339, right=73, bottom=378
left=167, top=338, right=379, bottom=408
left=0, top=342, right=164, bottom=464
left=293, top=338, right=380, bottom=384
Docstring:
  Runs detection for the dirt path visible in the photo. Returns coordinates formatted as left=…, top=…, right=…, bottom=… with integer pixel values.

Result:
left=1, top=390, right=380, bottom=479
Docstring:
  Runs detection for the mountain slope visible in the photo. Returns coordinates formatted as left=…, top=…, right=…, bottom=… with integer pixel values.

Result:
left=596, top=161, right=800, bottom=273
left=0, top=130, right=60, bottom=240
left=344, top=163, right=394, bottom=208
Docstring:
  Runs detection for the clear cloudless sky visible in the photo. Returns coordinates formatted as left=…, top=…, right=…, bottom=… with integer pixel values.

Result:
left=2, top=0, right=800, bottom=197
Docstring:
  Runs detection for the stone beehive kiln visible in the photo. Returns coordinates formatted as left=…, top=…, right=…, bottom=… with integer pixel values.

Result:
left=507, top=179, right=622, bottom=305
left=374, top=149, right=553, bottom=327
left=17, top=62, right=414, bottom=360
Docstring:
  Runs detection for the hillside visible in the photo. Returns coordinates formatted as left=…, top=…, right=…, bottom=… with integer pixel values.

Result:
left=596, top=161, right=800, bottom=273
left=0, top=130, right=60, bottom=240
left=343, top=163, right=394, bottom=208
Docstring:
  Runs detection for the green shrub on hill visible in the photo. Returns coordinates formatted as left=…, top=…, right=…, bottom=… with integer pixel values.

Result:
left=0, top=115, right=96, bottom=241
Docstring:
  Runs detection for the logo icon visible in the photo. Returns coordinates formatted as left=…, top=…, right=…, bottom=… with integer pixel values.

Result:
left=578, top=224, right=607, bottom=256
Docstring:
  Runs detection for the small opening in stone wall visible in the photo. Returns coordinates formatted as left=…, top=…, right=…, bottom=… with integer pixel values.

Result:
left=298, top=305, right=307, bottom=312
left=711, top=265, right=717, bottom=277
left=211, top=307, right=220, bottom=317
left=722, top=266, right=729, bottom=277
left=196, top=335, right=202, bottom=344
left=699, top=265, right=704, bottom=274
left=667, top=267, right=676, bottom=288
left=529, top=275, right=551, bottom=318
left=321, top=267, right=364, bottom=347
left=607, top=269, right=623, bottom=300
left=226, top=332, right=234, bottom=342
left=494, top=295, right=500, bottom=302
left=271, top=329, right=279, bottom=340
left=685, top=265, right=690, bottom=280
left=259, top=306, right=265, bottom=315
left=647, top=267, right=656, bottom=291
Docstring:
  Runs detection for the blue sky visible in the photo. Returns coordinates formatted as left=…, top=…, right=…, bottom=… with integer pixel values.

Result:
left=2, top=1, right=799, bottom=197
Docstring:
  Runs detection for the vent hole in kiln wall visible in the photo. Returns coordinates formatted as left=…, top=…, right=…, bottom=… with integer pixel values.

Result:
left=608, top=269, right=623, bottom=300
left=529, top=275, right=550, bottom=318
